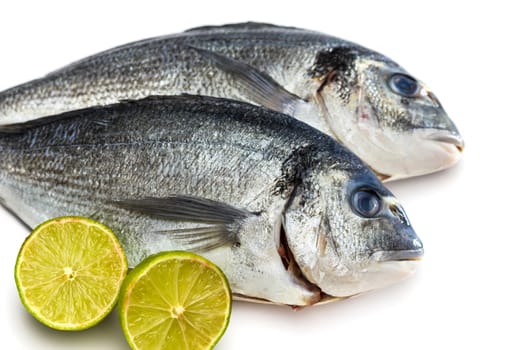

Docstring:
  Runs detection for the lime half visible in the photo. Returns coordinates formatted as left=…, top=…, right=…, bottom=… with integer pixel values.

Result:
left=14, top=216, right=128, bottom=331
left=119, top=251, right=232, bottom=350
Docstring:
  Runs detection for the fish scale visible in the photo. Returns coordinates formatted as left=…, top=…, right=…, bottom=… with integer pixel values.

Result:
left=0, top=22, right=463, bottom=181
left=0, top=95, right=423, bottom=306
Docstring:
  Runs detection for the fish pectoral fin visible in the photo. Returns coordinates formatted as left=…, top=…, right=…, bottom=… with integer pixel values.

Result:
left=187, top=46, right=304, bottom=114
left=154, top=225, right=237, bottom=252
left=116, top=195, right=252, bottom=223
left=115, top=195, right=255, bottom=250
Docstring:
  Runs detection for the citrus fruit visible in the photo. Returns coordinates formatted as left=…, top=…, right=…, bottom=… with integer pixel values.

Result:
left=14, top=216, right=128, bottom=330
left=119, top=251, right=232, bottom=350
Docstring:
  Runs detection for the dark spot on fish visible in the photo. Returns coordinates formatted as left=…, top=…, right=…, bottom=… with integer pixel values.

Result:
left=309, top=47, right=359, bottom=103
left=401, top=98, right=410, bottom=106
left=308, top=47, right=357, bottom=79
left=272, top=145, right=318, bottom=197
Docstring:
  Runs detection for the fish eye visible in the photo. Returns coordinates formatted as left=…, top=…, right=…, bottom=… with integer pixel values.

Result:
left=350, top=188, right=382, bottom=218
left=389, top=73, right=420, bottom=97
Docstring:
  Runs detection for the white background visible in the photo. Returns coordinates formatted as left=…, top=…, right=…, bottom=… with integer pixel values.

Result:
left=1, top=1, right=523, bottom=349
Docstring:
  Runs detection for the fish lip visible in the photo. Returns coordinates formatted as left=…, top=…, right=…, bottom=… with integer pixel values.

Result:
left=426, top=130, right=465, bottom=152
left=370, top=248, right=424, bottom=262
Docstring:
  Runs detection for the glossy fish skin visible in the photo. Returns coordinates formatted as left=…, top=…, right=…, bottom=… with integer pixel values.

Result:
left=0, top=95, right=422, bottom=306
left=0, top=22, right=463, bottom=181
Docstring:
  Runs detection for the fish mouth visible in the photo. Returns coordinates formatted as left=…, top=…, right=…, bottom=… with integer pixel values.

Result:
left=426, top=130, right=465, bottom=153
left=370, top=248, right=424, bottom=262
left=270, top=230, right=424, bottom=307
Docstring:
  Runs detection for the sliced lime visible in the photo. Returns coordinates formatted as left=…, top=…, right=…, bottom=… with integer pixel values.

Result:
left=14, top=216, right=128, bottom=331
left=119, top=251, right=231, bottom=350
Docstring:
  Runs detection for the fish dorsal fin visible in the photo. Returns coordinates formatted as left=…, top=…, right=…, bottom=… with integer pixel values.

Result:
left=184, top=22, right=299, bottom=33
left=116, top=195, right=254, bottom=251
left=0, top=104, right=113, bottom=133
left=188, top=46, right=304, bottom=115
left=0, top=113, right=77, bottom=134
left=0, top=96, right=201, bottom=134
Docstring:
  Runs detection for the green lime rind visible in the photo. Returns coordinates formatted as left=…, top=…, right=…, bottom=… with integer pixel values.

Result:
left=14, top=216, right=128, bottom=331
left=119, top=251, right=232, bottom=350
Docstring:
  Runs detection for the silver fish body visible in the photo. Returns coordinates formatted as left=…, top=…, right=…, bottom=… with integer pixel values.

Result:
left=0, top=95, right=423, bottom=306
left=0, top=22, right=463, bottom=181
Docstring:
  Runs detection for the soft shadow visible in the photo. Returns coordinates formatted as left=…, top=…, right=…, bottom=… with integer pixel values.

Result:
left=12, top=297, right=128, bottom=349
left=215, top=271, right=423, bottom=349
left=385, top=160, right=466, bottom=198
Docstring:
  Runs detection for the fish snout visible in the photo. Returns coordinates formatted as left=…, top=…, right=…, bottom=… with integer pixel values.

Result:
left=427, top=130, right=465, bottom=153
left=377, top=197, right=424, bottom=262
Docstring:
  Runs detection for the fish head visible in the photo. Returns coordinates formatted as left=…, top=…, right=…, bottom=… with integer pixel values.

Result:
left=283, top=165, right=423, bottom=298
left=311, top=46, right=464, bottom=180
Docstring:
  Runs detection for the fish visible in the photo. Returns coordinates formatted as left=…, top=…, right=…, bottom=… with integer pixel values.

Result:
left=0, top=95, right=423, bottom=306
left=0, top=22, right=463, bottom=181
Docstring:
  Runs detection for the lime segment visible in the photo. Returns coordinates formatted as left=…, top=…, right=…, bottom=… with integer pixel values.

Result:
left=119, top=251, right=231, bottom=350
left=14, top=216, right=128, bottom=330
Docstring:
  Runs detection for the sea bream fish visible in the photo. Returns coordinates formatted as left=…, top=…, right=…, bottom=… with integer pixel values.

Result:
left=0, top=22, right=463, bottom=181
left=0, top=95, right=423, bottom=306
